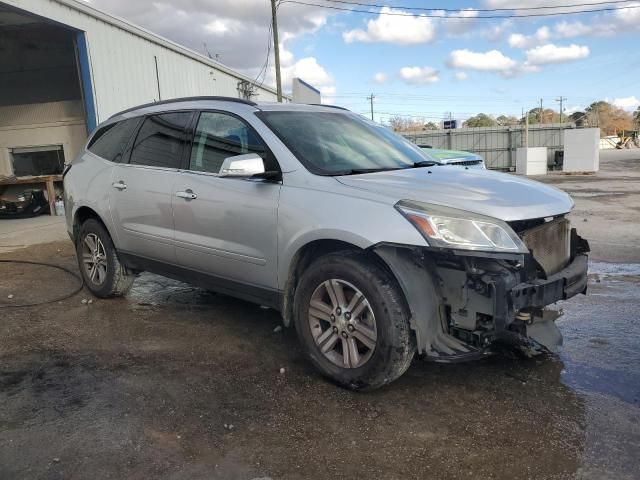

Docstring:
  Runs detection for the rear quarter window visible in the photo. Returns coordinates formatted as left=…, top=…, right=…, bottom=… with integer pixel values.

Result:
left=87, top=117, right=142, bottom=162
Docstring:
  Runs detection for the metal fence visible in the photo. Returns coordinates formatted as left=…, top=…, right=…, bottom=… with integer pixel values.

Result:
left=403, top=123, right=577, bottom=170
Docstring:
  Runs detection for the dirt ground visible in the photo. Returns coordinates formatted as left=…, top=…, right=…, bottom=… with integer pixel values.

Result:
left=1, top=150, right=639, bottom=480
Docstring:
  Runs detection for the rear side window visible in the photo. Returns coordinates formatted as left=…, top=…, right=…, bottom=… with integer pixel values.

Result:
left=189, top=111, right=266, bottom=174
left=87, top=118, right=141, bottom=162
left=129, top=112, right=192, bottom=169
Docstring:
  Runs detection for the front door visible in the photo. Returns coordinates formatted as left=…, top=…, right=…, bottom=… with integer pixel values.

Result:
left=172, top=111, right=281, bottom=291
left=109, top=111, right=193, bottom=264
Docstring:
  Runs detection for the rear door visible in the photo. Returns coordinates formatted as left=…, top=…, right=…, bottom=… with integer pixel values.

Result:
left=172, top=110, right=281, bottom=291
left=109, top=111, right=193, bottom=264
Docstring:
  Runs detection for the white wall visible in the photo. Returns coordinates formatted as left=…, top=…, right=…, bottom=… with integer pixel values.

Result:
left=3, top=0, right=284, bottom=124
left=563, top=128, right=600, bottom=173
left=292, top=78, right=321, bottom=104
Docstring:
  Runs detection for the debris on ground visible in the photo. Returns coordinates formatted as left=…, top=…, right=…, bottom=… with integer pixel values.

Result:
left=273, top=325, right=283, bottom=333
left=81, top=298, right=88, bottom=304
left=279, top=368, right=286, bottom=374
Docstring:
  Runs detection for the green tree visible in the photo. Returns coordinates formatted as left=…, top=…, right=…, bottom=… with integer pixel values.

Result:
left=464, top=113, right=497, bottom=128
left=424, top=121, right=439, bottom=130
left=496, top=115, right=519, bottom=126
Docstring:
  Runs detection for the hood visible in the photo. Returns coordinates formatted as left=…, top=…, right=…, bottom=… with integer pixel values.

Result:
left=336, top=167, right=573, bottom=222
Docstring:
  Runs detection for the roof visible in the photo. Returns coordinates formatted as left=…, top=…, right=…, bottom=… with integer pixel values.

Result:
left=51, top=0, right=289, bottom=99
left=108, top=97, right=352, bottom=123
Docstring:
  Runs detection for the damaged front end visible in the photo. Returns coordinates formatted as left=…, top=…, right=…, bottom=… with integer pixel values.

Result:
left=375, top=216, right=589, bottom=361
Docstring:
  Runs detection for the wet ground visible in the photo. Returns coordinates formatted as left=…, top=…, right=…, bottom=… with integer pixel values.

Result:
left=1, top=150, right=639, bottom=479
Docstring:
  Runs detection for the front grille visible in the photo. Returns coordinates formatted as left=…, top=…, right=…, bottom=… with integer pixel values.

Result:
left=520, top=217, right=570, bottom=275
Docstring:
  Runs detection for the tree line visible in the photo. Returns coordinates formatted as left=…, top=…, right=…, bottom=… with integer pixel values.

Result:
left=387, top=101, right=640, bottom=136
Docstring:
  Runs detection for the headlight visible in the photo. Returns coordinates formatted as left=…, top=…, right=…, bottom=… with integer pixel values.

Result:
left=396, top=200, right=527, bottom=253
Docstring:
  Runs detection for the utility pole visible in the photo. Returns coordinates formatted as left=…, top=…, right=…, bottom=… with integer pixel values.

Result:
left=556, top=96, right=567, bottom=123
left=539, top=98, right=544, bottom=124
left=367, top=93, right=375, bottom=121
left=270, top=0, right=282, bottom=102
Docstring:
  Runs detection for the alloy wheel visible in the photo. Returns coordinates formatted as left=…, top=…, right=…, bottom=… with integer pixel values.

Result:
left=308, top=279, right=377, bottom=368
left=81, top=233, right=108, bottom=285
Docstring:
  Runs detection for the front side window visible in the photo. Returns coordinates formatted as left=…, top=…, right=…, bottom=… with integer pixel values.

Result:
left=129, top=112, right=192, bottom=169
left=87, top=117, right=141, bottom=163
left=189, top=111, right=267, bottom=174
left=258, top=111, right=434, bottom=175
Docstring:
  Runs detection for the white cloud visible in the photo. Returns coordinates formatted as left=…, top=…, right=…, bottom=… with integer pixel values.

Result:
left=554, top=20, right=601, bottom=38
left=483, top=19, right=513, bottom=42
left=440, top=9, right=479, bottom=35
left=399, top=66, right=440, bottom=85
left=373, top=72, right=388, bottom=84
left=282, top=57, right=333, bottom=88
left=613, top=96, right=640, bottom=111
left=320, top=85, right=336, bottom=96
left=525, top=43, right=590, bottom=65
left=343, top=7, right=435, bottom=45
left=447, top=49, right=517, bottom=72
left=508, top=26, right=551, bottom=48
left=454, top=71, right=468, bottom=81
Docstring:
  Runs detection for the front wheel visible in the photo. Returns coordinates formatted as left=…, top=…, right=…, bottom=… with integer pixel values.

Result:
left=293, top=251, right=415, bottom=391
left=76, top=218, right=135, bottom=298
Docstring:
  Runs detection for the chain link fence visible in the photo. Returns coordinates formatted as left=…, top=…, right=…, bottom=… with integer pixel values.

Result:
left=403, top=123, right=578, bottom=170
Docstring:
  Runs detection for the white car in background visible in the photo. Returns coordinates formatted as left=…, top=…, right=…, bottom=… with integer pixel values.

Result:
left=418, top=146, right=486, bottom=169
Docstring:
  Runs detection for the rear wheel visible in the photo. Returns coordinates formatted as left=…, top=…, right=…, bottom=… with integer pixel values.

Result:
left=76, top=218, right=134, bottom=298
left=294, top=251, right=415, bottom=390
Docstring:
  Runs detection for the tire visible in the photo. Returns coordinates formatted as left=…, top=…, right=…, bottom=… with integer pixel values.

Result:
left=293, top=250, right=416, bottom=391
left=76, top=218, right=134, bottom=298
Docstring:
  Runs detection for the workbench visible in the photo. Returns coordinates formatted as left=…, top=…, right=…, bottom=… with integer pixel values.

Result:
left=0, top=174, right=63, bottom=216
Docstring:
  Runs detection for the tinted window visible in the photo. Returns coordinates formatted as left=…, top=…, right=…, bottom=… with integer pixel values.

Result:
left=87, top=118, right=141, bottom=162
left=129, top=112, right=192, bottom=169
left=189, top=112, right=266, bottom=174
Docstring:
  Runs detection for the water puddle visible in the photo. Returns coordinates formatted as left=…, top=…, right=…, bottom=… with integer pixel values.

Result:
left=558, top=261, right=640, bottom=405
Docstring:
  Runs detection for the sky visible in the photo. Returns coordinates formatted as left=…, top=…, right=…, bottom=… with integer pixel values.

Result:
left=85, top=0, right=640, bottom=124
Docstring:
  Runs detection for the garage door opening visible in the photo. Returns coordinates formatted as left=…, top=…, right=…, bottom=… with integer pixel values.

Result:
left=0, top=3, right=93, bottom=215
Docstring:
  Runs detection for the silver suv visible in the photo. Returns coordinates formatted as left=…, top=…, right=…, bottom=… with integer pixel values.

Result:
left=64, top=97, right=589, bottom=390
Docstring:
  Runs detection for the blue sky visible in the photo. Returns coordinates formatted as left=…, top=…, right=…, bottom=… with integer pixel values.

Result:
left=92, top=0, right=640, bottom=124
left=280, top=0, right=640, bottom=122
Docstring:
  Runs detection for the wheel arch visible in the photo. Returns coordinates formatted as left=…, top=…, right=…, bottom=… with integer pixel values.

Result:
left=72, top=206, right=115, bottom=245
left=280, top=238, right=405, bottom=328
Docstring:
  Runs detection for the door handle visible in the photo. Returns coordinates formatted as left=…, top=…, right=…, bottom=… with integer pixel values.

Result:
left=112, top=181, right=127, bottom=190
left=176, top=190, right=197, bottom=200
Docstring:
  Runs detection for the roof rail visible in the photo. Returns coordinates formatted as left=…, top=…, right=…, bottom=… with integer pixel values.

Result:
left=308, top=103, right=350, bottom=111
left=110, top=96, right=257, bottom=119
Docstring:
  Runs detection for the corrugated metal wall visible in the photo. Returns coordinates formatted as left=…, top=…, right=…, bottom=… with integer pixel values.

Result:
left=7, top=0, right=283, bottom=124
left=403, top=123, right=576, bottom=170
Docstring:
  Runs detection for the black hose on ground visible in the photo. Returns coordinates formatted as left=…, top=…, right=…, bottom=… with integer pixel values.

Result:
left=0, top=259, right=84, bottom=308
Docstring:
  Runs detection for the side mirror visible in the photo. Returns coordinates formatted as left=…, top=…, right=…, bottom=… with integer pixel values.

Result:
left=218, top=153, right=265, bottom=178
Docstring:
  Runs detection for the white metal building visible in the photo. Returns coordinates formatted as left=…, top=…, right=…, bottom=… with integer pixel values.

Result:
left=0, top=0, right=289, bottom=179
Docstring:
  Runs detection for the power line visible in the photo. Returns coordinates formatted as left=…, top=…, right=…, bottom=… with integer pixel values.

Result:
left=317, top=0, right=638, bottom=13
left=281, top=0, right=640, bottom=18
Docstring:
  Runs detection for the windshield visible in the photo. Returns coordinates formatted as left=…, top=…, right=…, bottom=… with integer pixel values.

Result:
left=257, top=111, right=437, bottom=175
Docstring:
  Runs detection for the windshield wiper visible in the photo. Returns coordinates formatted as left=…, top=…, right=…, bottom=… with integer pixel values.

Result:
left=331, top=167, right=405, bottom=176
